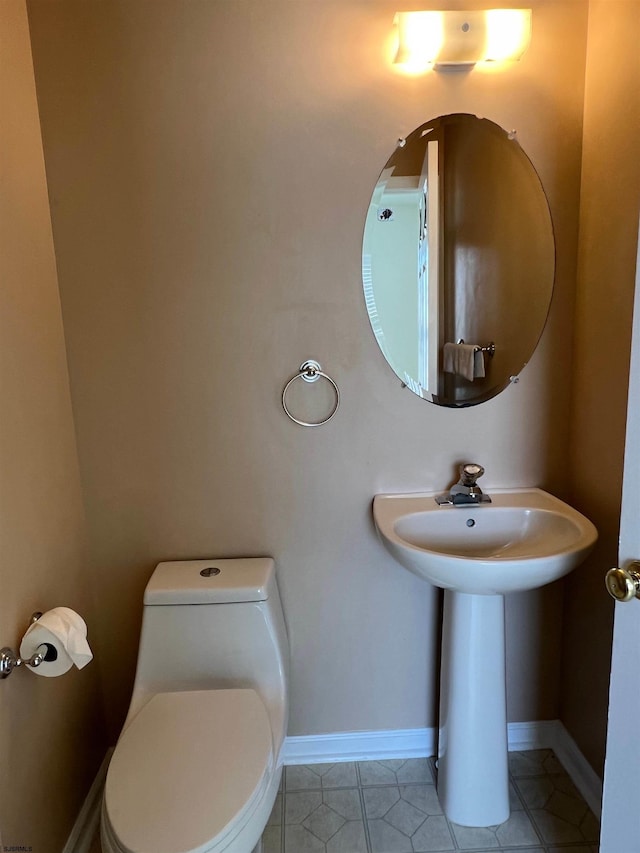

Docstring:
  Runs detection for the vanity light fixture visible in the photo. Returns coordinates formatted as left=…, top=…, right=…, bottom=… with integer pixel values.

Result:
left=393, top=9, right=532, bottom=72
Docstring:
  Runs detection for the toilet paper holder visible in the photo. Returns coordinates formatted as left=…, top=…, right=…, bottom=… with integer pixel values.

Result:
left=0, top=612, right=56, bottom=679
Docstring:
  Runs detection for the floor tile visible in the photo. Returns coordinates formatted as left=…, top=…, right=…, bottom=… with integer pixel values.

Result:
left=461, top=850, right=543, bottom=853
left=515, top=775, right=554, bottom=809
left=379, top=759, right=408, bottom=771
left=268, top=793, right=283, bottom=826
left=385, top=797, right=427, bottom=835
left=303, top=802, right=346, bottom=842
left=323, top=788, right=364, bottom=821
left=285, top=790, right=323, bottom=824
left=548, top=847, right=594, bottom=853
left=509, top=780, right=525, bottom=811
left=282, top=786, right=367, bottom=851
left=494, top=810, right=541, bottom=846
left=359, top=760, right=400, bottom=786
left=262, top=824, right=282, bottom=853
left=395, top=758, right=435, bottom=785
left=469, top=849, right=544, bottom=853
left=286, top=762, right=360, bottom=789
left=410, top=814, right=456, bottom=851
left=363, top=786, right=401, bottom=819
left=515, top=771, right=599, bottom=845
left=579, top=809, right=601, bottom=843
left=321, top=762, right=359, bottom=788
left=547, top=786, right=590, bottom=825
left=368, top=818, right=414, bottom=852
left=284, top=823, right=326, bottom=851
left=529, top=808, right=587, bottom=844
left=400, top=785, right=443, bottom=816
left=286, top=765, right=325, bottom=790
left=358, top=758, right=434, bottom=788
left=450, top=809, right=540, bottom=849
left=516, top=771, right=586, bottom=814
left=448, top=823, right=501, bottom=849
left=308, top=762, right=338, bottom=774
left=325, top=820, right=368, bottom=853
left=508, top=748, right=563, bottom=777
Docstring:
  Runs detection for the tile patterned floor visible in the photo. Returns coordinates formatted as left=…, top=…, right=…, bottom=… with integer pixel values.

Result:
left=263, top=750, right=600, bottom=853
left=88, top=749, right=599, bottom=853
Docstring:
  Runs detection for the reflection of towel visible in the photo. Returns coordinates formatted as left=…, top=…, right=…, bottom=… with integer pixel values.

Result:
left=443, top=343, right=486, bottom=381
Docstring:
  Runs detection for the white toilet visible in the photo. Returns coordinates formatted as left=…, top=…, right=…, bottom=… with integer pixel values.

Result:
left=101, top=557, right=289, bottom=853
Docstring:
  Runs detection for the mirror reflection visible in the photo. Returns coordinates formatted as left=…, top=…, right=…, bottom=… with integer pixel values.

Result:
left=362, top=113, right=555, bottom=406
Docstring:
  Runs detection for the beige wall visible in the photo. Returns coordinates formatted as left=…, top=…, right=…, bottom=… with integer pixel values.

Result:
left=27, top=0, right=588, bottom=742
left=0, top=2, right=107, bottom=850
left=562, top=0, right=640, bottom=776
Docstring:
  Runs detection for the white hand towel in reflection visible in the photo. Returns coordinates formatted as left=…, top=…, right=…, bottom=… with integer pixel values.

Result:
left=443, top=343, right=485, bottom=381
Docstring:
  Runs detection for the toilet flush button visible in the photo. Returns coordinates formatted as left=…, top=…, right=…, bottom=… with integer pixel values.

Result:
left=200, top=567, right=221, bottom=577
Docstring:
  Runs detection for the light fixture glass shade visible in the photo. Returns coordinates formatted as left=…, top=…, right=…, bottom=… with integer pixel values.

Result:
left=394, top=11, right=444, bottom=71
left=393, top=9, right=531, bottom=70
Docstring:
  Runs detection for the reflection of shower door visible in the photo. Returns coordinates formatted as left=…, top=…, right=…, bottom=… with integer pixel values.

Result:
left=418, top=139, right=440, bottom=395
left=417, top=191, right=428, bottom=389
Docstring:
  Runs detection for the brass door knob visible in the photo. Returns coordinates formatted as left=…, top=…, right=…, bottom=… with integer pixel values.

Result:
left=605, top=562, right=640, bottom=602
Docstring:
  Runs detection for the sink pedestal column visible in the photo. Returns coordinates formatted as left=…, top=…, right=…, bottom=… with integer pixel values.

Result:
left=437, top=590, right=510, bottom=827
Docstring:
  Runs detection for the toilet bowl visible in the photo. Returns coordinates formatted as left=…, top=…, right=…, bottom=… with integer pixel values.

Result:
left=101, top=558, right=289, bottom=853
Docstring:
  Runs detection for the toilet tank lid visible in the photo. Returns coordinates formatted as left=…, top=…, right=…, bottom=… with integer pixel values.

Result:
left=144, top=558, right=275, bottom=605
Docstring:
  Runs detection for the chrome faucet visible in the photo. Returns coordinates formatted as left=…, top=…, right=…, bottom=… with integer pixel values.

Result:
left=436, top=463, right=492, bottom=506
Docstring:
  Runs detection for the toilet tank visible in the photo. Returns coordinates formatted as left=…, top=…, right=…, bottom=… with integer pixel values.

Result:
left=125, top=558, right=289, bottom=754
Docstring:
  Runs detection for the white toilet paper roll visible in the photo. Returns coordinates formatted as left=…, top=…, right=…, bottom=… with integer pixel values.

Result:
left=19, top=607, right=93, bottom=677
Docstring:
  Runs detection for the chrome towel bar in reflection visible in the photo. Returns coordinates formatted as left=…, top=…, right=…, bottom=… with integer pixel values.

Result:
left=282, top=360, right=340, bottom=427
left=457, top=339, right=496, bottom=357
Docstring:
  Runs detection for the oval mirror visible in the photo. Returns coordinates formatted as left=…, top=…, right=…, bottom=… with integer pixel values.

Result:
left=362, top=113, right=555, bottom=406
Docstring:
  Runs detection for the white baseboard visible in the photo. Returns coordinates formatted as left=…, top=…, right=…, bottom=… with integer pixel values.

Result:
left=62, top=749, right=112, bottom=853
left=506, top=719, right=560, bottom=751
left=282, top=719, right=558, bottom=765
left=282, top=726, right=437, bottom=765
left=64, top=721, right=602, bottom=851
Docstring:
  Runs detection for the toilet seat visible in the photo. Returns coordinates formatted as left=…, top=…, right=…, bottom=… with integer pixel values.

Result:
left=104, top=689, right=273, bottom=853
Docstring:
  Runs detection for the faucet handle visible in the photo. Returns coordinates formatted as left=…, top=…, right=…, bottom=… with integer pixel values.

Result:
left=461, top=463, right=484, bottom=486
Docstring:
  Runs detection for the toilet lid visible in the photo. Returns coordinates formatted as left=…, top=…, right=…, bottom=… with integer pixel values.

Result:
left=105, top=689, right=273, bottom=853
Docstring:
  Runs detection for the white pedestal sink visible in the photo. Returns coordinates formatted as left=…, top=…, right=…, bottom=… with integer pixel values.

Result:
left=373, top=488, right=597, bottom=827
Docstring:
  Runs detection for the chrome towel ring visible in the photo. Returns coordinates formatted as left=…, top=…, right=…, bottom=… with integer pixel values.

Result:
left=282, top=360, right=340, bottom=427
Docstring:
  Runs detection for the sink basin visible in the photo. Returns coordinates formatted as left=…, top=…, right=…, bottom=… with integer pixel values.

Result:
left=373, top=488, right=597, bottom=595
